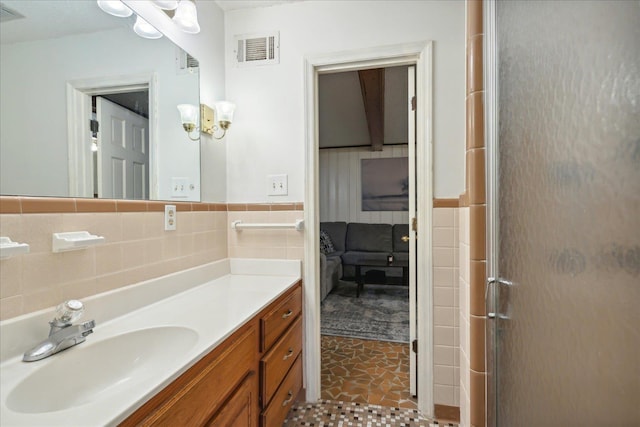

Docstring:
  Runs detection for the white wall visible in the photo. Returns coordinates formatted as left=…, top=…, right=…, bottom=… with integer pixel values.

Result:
left=224, top=0, right=465, bottom=202
left=319, top=145, right=410, bottom=224
left=124, top=1, right=227, bottom=203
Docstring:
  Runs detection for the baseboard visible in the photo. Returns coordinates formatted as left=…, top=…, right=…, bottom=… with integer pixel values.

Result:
left=434, top=404, right=460, bottom=423
left=296, top=387, right=306, bottom=404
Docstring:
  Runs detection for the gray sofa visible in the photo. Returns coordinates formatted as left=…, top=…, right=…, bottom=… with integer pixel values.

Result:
left=320, top=221, right=409, bottom=301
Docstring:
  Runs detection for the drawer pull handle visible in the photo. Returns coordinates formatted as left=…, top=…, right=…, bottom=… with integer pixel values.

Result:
left=282, top=309, right=293, bottom=319
left=283, top=347, right=294, bottom=360
left=281, top=390, right=293, bottom=407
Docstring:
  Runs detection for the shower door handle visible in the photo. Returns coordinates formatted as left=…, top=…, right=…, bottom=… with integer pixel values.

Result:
left=486, top=277, right=513, bottom=319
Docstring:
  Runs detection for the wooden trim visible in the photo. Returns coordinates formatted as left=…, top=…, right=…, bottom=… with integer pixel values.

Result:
left=459, top=192, right=470, bottom=207
left=432, top=198, right=459, bottom=208
left=0, top=196, right=234, bottom=214
left=0, top=197, right=22, bottom=214
left=21, top=197, right=76, bottom=213
left=434, top=404, right=460, bottom=423
left=76, top=199, right=117, bottom=213
left=358, top=68, right=385, bottom=151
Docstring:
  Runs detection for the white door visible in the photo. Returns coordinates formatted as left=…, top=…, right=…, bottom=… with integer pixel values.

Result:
left=96, top=97, right=149, bottom=199
left=407, top=65, right=418, bottom=396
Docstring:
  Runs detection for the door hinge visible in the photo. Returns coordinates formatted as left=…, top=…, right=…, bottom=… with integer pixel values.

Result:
left=90, top=119, right=99, bottom=133
left=411, top=217, right=417, bottom=232
left=411, top=96, right=416, bottom=111
left=412, top=339, right=418, bottom=354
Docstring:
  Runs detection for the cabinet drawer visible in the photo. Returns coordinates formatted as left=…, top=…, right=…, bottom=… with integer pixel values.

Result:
left=261, top=315, right=302, bottom=407
left=261, top=354, right=303, bottom=427
left=261, top=284, right=302, bottom=351
left=138, top=326, right=256, bottom=426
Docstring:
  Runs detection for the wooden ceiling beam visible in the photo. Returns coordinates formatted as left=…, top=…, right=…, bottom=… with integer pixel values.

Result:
left=358, top=68, right=385, bottom=151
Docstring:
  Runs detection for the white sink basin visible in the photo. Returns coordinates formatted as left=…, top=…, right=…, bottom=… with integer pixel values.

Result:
left=6, top=326, right=198, bottom=414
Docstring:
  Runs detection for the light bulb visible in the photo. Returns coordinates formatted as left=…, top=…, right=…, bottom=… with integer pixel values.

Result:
left=151, top=0, right=179, bottom=10
left=215, top=101, right=235, bottom=123
left=173, top=0, right=200, bottom=34
left=133, top=16, right=163, bottom=39
left=96, top=0, right=132, bottom=18
left=177, top=104, right=199, bottom=127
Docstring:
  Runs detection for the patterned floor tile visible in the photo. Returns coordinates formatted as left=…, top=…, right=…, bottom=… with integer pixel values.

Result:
left=282, top=335, right=459, bottom=426
left=321, top=335, right=417, bottom=410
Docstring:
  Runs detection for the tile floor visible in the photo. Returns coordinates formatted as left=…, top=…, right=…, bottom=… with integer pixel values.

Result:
left=320, top=335, right=416, bottom=409
left=282, top=335, right=459, bottom=426
left=283, top=400, right=441, bottom=426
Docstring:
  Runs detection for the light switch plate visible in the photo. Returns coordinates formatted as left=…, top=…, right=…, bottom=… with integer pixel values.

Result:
left=171, top=177, right=189, bottom=198
left=267, top=174, right=288, bottom=196
left=164, top=205, right=176, bottom=231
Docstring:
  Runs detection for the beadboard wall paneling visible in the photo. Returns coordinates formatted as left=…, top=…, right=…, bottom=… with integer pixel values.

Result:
left=319, top=145, right=410, bottom=224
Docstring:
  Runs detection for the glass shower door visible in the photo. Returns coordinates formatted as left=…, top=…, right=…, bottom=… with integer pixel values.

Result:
left=487, top=1, right=640, bottom=425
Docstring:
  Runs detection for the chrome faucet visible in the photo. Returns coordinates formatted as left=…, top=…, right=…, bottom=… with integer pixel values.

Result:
left=23, top=300, right=95, bottom=362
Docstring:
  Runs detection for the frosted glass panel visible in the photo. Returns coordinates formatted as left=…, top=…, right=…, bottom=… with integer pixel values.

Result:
left=495, top=1, right=639, bottom=425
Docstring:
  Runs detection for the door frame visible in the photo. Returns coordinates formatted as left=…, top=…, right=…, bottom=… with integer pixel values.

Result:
left=485, top=1, right=498, bottom=425
left=303, top=41, right=434, bottom=415
left=66, top=73, right=157, bottom=199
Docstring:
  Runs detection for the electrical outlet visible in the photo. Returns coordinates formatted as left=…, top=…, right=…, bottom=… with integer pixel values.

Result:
left=164, top=205, right=176, bottom=231
left=267, top=174, right=288, bottom=196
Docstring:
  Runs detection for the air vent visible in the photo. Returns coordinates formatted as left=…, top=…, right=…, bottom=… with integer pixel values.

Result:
left=234, top=31, right=279, bottom=67
left=0, top=2, right=25, bottom=23
left=175, top=47, right=199, bottom=75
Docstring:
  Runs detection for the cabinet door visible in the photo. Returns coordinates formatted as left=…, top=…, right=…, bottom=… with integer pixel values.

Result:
left=136, top=326, right=257, bottom=426
left=207, top=373, right=258, bottom=427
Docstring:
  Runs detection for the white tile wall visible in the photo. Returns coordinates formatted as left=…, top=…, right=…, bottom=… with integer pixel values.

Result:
left=432, top=207, right=460, bottom=407
left=458, top=207, right=471, bottom=426
left=0, top=210, right=228, bottom=320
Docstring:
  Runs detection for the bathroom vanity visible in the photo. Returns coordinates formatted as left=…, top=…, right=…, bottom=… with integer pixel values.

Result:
left=0, top=259, right=303, bottom=427
left=121, top=281, right=303, bottom=426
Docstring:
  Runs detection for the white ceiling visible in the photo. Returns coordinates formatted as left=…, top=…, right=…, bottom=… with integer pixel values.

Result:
left=0, top=0, right=308, bottom=45
left=0, top=0, right=125, bottom=45
left=214, top=0, right=306, bottom=11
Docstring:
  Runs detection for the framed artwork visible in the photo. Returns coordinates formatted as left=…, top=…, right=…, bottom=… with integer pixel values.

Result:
left=361, top=157, right=409, bottom=211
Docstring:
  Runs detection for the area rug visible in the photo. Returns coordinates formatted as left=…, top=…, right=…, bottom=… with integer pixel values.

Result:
left=321, top=281, right=409, bottom=343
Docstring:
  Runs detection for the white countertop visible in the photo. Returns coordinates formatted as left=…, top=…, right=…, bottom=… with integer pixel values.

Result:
left=0, top=258, right=301, bottom=426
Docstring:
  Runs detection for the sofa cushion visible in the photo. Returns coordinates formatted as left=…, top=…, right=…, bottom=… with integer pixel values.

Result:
left=320, top=221, right=348, bottom=252
left=320, top=253, right=342, bottom=301
left=319, top=230, right=336, bottom=254
left=392, top=224, right=410, bottom=252
left=345, top=223, right=393, bottom=252
left=341, top=251, right=390, bottom=266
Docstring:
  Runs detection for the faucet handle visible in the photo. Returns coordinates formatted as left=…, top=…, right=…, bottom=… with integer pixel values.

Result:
left=55, top=300, right=84, bottom=324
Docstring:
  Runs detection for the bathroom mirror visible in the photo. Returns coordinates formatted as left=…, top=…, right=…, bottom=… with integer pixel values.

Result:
left=0, top=0, right=201, bottom=201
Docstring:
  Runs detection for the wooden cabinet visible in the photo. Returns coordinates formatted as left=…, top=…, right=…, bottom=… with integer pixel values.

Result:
left=120, top=280, right=303, bottom=427
left=207, top=373, right=257, bottom=427
left=259, top=284, right=303, bottom=427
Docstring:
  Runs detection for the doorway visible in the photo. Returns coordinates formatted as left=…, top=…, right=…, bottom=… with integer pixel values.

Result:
left=317, top=64, right=416, bottom=408
left=303, top=41, right=434, bottom=416
left=93, top=92, right=150, bottom=199
left=66, top=74, right=157, bottom=199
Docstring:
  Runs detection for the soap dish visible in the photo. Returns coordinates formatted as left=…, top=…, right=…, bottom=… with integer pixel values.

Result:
left=0, top=237, right=30, bottom=259
left=52, top=231, right=105, bottom=253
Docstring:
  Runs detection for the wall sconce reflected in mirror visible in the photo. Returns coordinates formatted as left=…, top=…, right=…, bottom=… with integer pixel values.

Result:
left=96, top=0, right=132, bottom=18
left=177, top=102, right=235, bottom=141
left=133, top=15, right=163, bottom=39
